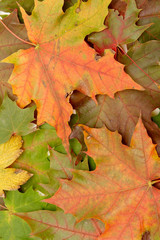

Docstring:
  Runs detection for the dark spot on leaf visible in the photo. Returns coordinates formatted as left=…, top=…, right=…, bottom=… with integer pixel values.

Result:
left=14, top=169, right=22, bottom=174
left=68, top=175, right=73, bottom=181
left=142, top=231, right=151, bottom=240
left=42, top=80, right=46, bottom=87
left=95, top=54, right=101, bottom=61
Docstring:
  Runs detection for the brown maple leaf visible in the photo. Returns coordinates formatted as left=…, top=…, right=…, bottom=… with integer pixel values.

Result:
left=0, top=10, right=29, bottom=104
left=46, top=118, right=160, bottom=239
left=70, top=89, right=160, bottom=154
left=1, top=0, right=142, bottom=150
left=136, top=0, right=160, bottom=42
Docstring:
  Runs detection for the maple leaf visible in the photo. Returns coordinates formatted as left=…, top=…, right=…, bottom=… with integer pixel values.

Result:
left=1, top=0, right=142, bottom=150
left=0, top=211, right=34, bottom=240
left=0, top=11, right=29, bottom=103
left=70, top=89, right=160, bottom=152
left=136, top=0, right=160, bottom=42
left=103, top=0, right=160, bottom=43
left=118, top=40, right=160, bottom=92
left=0, top=10, right=29, bottom=83
left=109, top=0, right=127, bottom=16
left=0, top=135, right=32, bottom=197
left=40, top=148, right=89, bottom=196
left=11, top=123, right=66, bottom=192
left=4, top=187, right=56, bottom=212
left=0, top=0, right=34, bottom=16
left=17, top=210, right=105, bottom=239
left=0, top=95, right=36, bottom=144
left=87, top=0, right=149, bottom=54
left=46, top=118, right=160, bottom=239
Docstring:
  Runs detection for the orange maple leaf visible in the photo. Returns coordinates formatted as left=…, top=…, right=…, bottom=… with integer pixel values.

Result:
left=46, top=119, right=160, bottom=239
left=2, top=0, right=142, bottom=149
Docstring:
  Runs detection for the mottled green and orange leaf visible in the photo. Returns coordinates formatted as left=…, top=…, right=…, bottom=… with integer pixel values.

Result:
left=2, top=0, right=142, bottom=151
left=47, top=119, right=160, bottom=239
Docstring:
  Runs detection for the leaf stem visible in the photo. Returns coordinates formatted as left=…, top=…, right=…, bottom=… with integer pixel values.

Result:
left=0, top=18, right=36, bottom=47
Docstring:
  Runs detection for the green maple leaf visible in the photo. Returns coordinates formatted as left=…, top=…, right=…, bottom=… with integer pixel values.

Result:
left=0, top=211, right=40, bottom=240
left=0, top=95, right=35, bottom=144
left=11, top=123, right=63, bottom=191
left=4, top=187, right=56, bottom=213
left=41, top=148, right=89, bottom=196
left=17, top=210, right=105, bottom=239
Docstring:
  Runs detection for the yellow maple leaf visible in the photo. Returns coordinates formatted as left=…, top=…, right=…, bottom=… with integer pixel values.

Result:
left=0, top=135, right=32, bottom=197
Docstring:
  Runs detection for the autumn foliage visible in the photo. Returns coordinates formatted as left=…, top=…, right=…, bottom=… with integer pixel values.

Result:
left=0, top=0, right=160, bottom=239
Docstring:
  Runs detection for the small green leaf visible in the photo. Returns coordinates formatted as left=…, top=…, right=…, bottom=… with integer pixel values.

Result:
left=11, top=124, right=63, bottom=191
left=0, top=95, right=35, bottom=144
left=0, top=211, right=40, bottom=240
left=40, top=149, right=89, bottom=197
left=4, top=187, right=57, bottom=213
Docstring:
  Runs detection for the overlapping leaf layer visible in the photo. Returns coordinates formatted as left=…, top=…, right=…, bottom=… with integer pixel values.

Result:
left=0, top=0, right=160, bottom=239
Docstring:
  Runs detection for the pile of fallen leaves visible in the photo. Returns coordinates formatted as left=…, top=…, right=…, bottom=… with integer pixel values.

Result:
left=0, top=0, right=160, bottom=239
